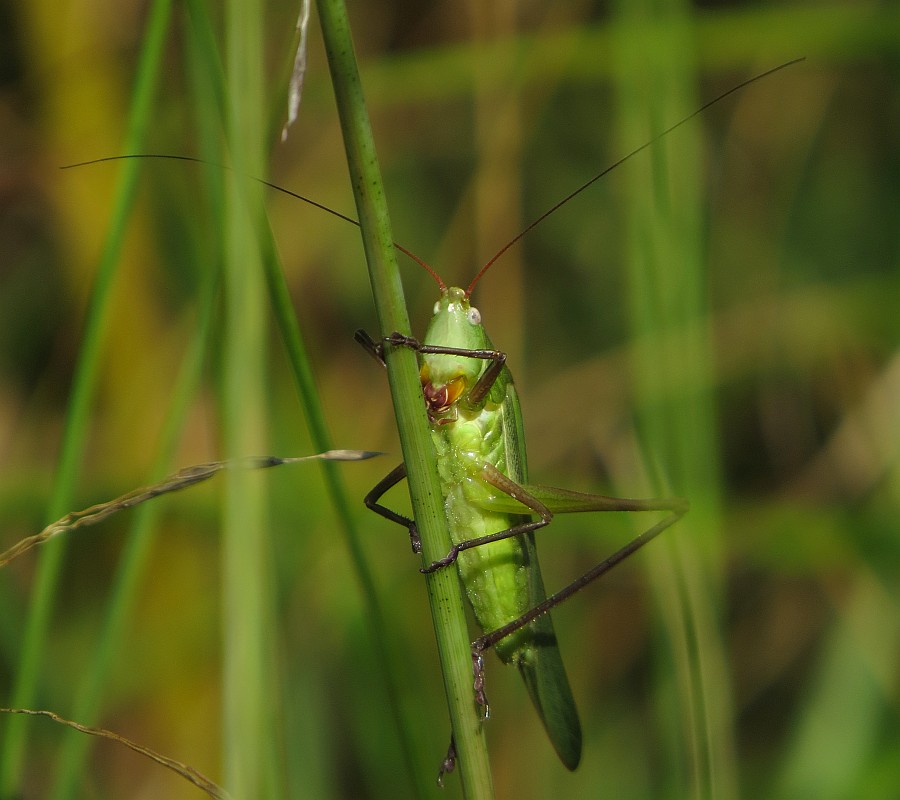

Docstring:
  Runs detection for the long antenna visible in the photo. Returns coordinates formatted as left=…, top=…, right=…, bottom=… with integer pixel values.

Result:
left=66, top=58, right=803, bottom=298
left=464, top=57, right=805, bottom=298
left=61, top=154, right=448, bottom=290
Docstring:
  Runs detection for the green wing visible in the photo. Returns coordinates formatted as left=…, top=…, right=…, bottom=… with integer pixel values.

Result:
left=503, top=380, right=582, bottom=771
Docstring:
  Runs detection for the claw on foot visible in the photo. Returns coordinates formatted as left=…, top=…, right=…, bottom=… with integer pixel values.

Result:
left=436, top=736, right=457, bottom=788
left=420, top=546, right=459, bottom=574
left=386, top=332, right=419, bottom=349
left=471, top=650, right=490, bottom=720
left=408, top=525, right=422, bottom=554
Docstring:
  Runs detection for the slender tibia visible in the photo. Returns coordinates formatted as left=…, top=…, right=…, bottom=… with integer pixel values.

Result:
left=363, top=463, right=422, bottom=553
left=472, top=505, right=687, bottom=663
left=462, top=507, right=685, bottom=715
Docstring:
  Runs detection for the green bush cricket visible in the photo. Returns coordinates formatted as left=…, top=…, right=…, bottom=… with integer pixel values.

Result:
left=357, top=292, right=687, bottom=772
left=354, top=59, right=802, bottom=774
left=57, top=57, right=802, bottom=780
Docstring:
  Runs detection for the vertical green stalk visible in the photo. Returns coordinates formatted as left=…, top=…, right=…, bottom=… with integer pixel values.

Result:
left=314, top=0, right=495, bottom=796
left=221, top=0, right=274, bottom=796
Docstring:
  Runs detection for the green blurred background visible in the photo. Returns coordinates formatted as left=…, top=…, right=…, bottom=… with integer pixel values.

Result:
left=0, top=1, right=898, bottom=798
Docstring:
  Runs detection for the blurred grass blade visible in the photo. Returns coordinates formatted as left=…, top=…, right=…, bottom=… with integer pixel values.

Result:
left=255, top=205, right=429, bottom=792
left=775, top=577, right=899, bottom=800
left=611, top=3, right=736, bottom=798
left=220, top=0, right=272, bottom=795
left=0, top=0, right=175, bottom=793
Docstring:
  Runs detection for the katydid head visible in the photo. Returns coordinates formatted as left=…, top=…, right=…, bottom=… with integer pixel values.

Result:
left=418, top=286, right=492, bottom=422
left=399, top=256, right=487, bottom=420
left=418, top=286, right=487, bottom=417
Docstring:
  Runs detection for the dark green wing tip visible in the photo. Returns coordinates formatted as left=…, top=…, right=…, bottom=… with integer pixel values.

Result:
left=547, top=700, right=582, bottom=771
left=518, top=656, right=583, bottom=771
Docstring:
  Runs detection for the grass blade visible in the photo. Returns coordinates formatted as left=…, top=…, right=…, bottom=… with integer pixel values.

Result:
left=0, top=0, right=175, bottom=792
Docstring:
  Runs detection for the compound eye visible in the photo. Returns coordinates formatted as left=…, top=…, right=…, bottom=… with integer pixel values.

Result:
left=467, top=307, right=481, bottom=325
left=433, top=301, right=441, bottom=315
